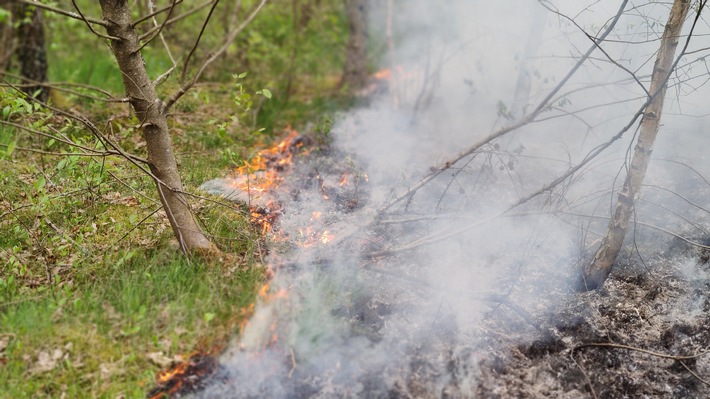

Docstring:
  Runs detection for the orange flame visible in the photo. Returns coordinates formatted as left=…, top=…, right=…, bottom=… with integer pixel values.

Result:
left=320, top=230, right=334, bottom=244
left=231, top=128, right=303, bottom=234
left=148, top=350, right=219, bottom=399
left=374, top=68, right=392, bottom=80
left=339, top=173, right=349, bottom=187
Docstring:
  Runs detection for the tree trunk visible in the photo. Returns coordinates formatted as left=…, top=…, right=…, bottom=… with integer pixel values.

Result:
left=582, top=0, right=690, bottom=290
left=0, top=1, right=14, bottom=71
left=340, top=0, right=368, bottom=91
left=510, top=3, right=546, bottom=119
left=14, top=2, right=48, bottom=102
left=99, top=0, right=216, bottom=254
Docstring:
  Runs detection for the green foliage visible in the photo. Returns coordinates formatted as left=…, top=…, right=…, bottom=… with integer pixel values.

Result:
left=232, top=71, right=272, bottom=123
left=0, top=8, right=10, bottom=24
left=0, top=88, right=51, bottom=158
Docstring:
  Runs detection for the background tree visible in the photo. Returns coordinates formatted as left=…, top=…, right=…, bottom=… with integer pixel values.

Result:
left=340, top=0, right=368, bottom=91
left=13, top=2, right=48, bottom=102
left=0, top=1, right=13, bottom=71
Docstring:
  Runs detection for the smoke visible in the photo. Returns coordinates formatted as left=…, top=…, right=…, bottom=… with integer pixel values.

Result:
left=202, top=1, right=710, bottom=397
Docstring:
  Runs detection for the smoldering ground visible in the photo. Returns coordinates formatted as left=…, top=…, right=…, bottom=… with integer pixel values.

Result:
left=200, top=1, right=710, bottom=397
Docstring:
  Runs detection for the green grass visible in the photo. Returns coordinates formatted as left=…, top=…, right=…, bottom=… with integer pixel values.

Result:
left=0, top=250, right=263, bottom=398
left=0, top=1, right=357, bottom=396
left=0, top=91, right=267, bottom=398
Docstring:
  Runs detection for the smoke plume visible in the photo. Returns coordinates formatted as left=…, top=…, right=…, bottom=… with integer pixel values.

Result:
left=202, top=1, right=710, bottom=397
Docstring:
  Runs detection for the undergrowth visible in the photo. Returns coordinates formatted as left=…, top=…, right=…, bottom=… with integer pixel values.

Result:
left=0, top=1, right=354, bottom=396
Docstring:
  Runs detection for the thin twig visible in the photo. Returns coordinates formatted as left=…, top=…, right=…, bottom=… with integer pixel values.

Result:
left=573, top=342, right=710, bottom=360
left=16, top=0, right=108, bottom=27
left=179, top=0, right=220, bottom=82
left=115, top=206, right=163, bottom=245
left=71, top=0, right=120, bottom=41
left=540, top=0, right=650, bottom=97
left=132, top=0, right=184, bottom=27
left=377, top=0, right=630, bottom=214
left=139, top=0, right=215, bottom=40
left=134, top=0, right=180, bottom=54
left=165, top=0, right=268, bottom=110
left=679, top=360, right=710, bottom=387
left=570, top=351, right=600, bottom=399
left=557, top=211, right=710, bottom=250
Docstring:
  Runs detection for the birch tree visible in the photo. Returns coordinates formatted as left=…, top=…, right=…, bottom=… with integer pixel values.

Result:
left=582, top=0, right=692, bottom=290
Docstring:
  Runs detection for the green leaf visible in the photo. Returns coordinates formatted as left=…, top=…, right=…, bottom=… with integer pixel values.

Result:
left=237, top=72, right=248, bottom=79
left=2, top=106, right=10, bottom=118
left=261, top=89, right=272, bottom=99
left=6, top=141, right=15, bottom=155
left=0, top=9, right=10, bottom=24
left=203, top=312, right=216, bottom=323
left=120, top=325, right=141, bottom=336
left=34, top=176, right=46, bottom=192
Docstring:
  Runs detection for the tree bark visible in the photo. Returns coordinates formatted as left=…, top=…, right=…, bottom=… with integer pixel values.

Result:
left=582, top=0, right=690, bottom=290
left=14, top=2, right=49, bottom=102
left=340, top=0, right=368, bottom=91
left=99, top=0, right=216, bottom=254
left=0, top=1, right=14, bottom=71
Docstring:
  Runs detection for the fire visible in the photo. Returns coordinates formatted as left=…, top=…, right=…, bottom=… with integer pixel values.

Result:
left=372, top=66, right=416, bottom=81
left=148, top=350, right=219, bottom=399
left=339, top=172, right=349, bottom=187
left=321, top=230, right=334, bottom=244
left=230, top=127, right=304, bottom=234
left=374, top=68, right=392, bottom=80
left=258, top=282, right=289, bottom=302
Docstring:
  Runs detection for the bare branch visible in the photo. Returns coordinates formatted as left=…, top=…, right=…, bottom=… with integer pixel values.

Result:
left=1, top=71, right=128, bottom=103
left=540, top=0, right=651, bottom=97
left=16, top=0, right=108, bottom=27
left=165, top=0, right=268, bottom=110
left=132, top=0, right=184, bottom=27
left=133, top=0, right=180, bottom=54
left=377, top=0, right=630, bottom=215
left=179, top=0, right=220, bottom=83
left=70, top=0, right=120, bottom=41
left=138, top=0, right=215, bottom=41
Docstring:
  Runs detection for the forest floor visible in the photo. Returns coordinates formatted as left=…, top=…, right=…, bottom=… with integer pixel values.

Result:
left=0, top=81, right=335, bottom=397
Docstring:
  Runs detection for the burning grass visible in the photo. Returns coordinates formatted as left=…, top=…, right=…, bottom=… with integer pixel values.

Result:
left=148, top=351, right=221, bottom=399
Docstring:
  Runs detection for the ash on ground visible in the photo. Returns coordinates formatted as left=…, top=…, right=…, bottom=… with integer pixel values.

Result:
left=476, top=238, right=710, bottom=399
left=197, top=134, right=710, bottom=398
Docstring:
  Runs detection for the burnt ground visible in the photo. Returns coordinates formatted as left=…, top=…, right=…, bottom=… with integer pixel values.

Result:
left=474, top=239, right=710, bottom=399
left=197, top=139, right=710, bottom=398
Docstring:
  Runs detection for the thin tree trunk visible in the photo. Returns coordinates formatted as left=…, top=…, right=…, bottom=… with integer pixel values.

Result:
left=340, top=0, right=368, bottom=91
left=0, top=1, right=14, bottom=71
left=14, top=2, right=48, bottom=102
left=582, top=0, right=690, bottom=290
left=99, top=0, right=216, bottom=255
left=385, top=0, right=399, bottom=108
left=510, top=3, right=545, bottom=119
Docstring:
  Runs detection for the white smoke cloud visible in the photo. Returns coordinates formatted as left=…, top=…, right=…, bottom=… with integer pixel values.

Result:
left=203, top=1, right=710, bottom=397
